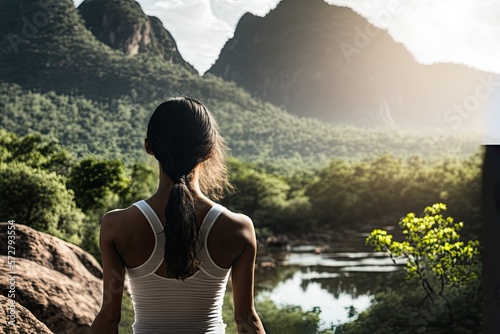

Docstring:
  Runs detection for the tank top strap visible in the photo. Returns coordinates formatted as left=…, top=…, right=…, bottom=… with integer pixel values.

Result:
left=134, top=200, right=165, bottom=234
left=198, top=204, right=230, bottom=278
left=126, top=202, right=229, bottom=278
left=200, top=204, right=225, bottom=238
left=126, top=200, right=166, bottom=278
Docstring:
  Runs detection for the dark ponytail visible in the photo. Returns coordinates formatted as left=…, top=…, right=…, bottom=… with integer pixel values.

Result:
left=147, top=97, right=226, bottom=280
left=163, top=174, right=199, bottom=279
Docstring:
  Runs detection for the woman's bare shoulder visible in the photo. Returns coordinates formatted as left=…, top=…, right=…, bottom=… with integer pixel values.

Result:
left=217, top=208, right=256, bottom=243
left=100, top=205, right=143, bottom=232
left=103, top=205, right=139, bottom=219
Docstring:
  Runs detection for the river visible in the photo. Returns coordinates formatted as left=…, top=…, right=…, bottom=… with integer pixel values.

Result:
left=254, top=231, right=405, bottom=330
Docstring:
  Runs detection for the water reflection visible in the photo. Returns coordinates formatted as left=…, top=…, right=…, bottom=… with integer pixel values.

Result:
left=282, top=252, right=399, bottom=269
left=255, top=249, right=405, bottom=327
left=257, top=270, right=372, bottom=329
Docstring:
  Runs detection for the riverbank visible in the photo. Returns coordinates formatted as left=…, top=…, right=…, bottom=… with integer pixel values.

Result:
left=255, top=227, right=390, bottom=270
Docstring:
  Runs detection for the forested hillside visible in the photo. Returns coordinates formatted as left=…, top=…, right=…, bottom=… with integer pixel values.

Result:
left=0, top=82, right=480, bottom=173
left=0, top=2, right=485, bottom=331
left=0, top=0, right=481, bottom=174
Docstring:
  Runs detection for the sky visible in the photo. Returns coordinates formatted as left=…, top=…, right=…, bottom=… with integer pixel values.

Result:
left=73, top=0, right=500, bottom=142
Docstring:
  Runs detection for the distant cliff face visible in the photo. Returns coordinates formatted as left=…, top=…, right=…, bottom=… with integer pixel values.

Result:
left=82, top=5, right=151, bottom=57
left=209, top=0, right=489, bottom=129
left=78, top=0, right=194, bottom=70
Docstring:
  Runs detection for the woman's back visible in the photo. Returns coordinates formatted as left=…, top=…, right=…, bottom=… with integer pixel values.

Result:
left=111, top=197, right=247, bottom=273
left=106, top=197, right=253, bottom=333
left=125, top=200, right=230, bottom=333
left=91, top=98, right=265, bottom=334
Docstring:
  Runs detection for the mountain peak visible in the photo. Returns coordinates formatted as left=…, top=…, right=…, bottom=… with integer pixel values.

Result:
left=78, top=0, right=193, bottom=69
left=78, top=0, right=149, bottom=56
left=209, top=0, right=487, bottom=129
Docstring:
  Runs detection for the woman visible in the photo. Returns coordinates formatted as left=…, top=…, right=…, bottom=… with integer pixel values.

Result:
left=90, top=97, right=266, bottom=333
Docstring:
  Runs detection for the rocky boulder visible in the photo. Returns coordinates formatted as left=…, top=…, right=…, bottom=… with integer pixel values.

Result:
left=0, top=295, right=53, bottom=333
left=0, top=223, right=103, bottom=333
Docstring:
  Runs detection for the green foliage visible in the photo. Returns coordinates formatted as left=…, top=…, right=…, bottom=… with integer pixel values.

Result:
left=223, top=158, right=290, bottom=224
left=335, top=274, right=482, bottom=334
left=119, top=292, right=134, bottom=334
left=68, top=157, right=129, bottom=212
left=0, top=83, right=148, bottom=163
left=0, top=161, right=84, bottom=244
left=0, top=83, right=480, bottom=175
left=0, top=130, right=156, bottom=258
left=306, top=158, right=357, bottom=225
left=222, top=292, right=330, bottom=334
left=365, top=203, right=481, bottom=324
left=0, top=128, right=75, bottom=176
left=257, top=299, right=324, bottom=334
left=222, top=158, right=313, bottom=231
left=307, top=153, right=483, bottom=237
left=119, top=162, right=157, bottom=205
left=366, top=204, right=480, bottom=287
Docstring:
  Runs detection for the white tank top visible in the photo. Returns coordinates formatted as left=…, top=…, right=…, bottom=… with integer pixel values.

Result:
left=125, top=200, right=231, bottom=334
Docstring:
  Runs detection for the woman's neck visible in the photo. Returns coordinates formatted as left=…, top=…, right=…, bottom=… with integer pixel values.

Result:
left=153, top=164, right=204, bottom=199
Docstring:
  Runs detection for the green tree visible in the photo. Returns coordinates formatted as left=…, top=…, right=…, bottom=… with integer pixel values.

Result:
left=0, top=162, right=84, bottom=244
left=68, top=157, right=129, bottom=212
left=223, top=158, right=290, bottom=228
left=119, top=162, right=157, bottom=205
left=306, top=159, right=358, bottom=225
left=366, top=203, right=481, bottom=322
left=223, top=158, right=314, bottom=231
left=0, top=129, right=76, bottom=177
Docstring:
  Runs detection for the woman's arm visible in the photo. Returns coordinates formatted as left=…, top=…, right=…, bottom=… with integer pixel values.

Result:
left=231, top=215, right=266, bottom=334
left=90, top=212, right=125, bottom=334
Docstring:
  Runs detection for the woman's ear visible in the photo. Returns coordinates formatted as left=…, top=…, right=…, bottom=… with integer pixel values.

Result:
left=144, top=138, right=154, bottom=155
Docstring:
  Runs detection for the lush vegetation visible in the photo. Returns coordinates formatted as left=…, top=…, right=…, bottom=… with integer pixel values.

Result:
left=222, top=151, right=483, bottom=241
left=334, top=276, right=482, bottom=334
left=0, top=82, right=481, bottom=175
left=0, top=1, right=485, bottom=332
left=0, top=161, right=84, bottom=244
left=0, top=0, right=480, bottom=173
left=0, top=129, right=483, bottom=333
left=306, top=153, right=482, bottom=238
left=367, top=204, right=480, bottom=291
left=0, top=128, right=483, bottom=250
left=332, top=204, right=482, bottom=334
left=0, top=129, right=83, bottom=243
